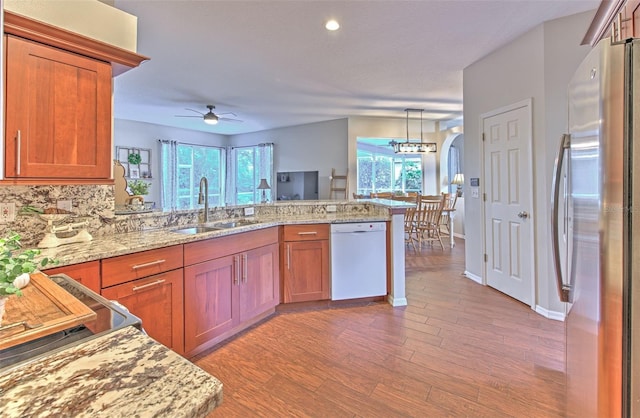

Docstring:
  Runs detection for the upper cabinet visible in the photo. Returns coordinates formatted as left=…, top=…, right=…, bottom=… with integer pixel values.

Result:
left=583, top=0, right=640, bottom=46
left=4, top=35, right=112, bottom=180
left=3, top=11, right=148, bottom=184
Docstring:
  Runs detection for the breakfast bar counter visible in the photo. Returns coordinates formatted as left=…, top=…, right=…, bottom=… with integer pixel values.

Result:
left=0, top=326, right=223, bottom=417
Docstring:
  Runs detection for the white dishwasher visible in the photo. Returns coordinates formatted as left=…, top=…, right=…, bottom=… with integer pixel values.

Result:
left=330, top=222, right=387, bottom=300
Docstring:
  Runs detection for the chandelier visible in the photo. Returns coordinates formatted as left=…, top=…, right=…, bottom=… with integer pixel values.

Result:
left=389, top=108, right=437, bottom=154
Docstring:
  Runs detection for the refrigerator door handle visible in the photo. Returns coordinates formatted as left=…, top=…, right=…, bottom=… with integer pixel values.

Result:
left=551, top=134, right=571, bottom=302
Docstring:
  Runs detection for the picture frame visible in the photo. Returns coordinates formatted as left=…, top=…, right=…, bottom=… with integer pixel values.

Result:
left=129, top=168, right=140, bottom=179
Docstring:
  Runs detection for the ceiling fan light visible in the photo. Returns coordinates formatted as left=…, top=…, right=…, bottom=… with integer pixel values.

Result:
left=325, top=19, right=340, bottom=31
left=203, top=113, right=219, bottom=125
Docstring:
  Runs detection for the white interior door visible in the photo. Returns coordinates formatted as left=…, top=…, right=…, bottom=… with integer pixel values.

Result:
left=482, top=101, right=534, bottom=306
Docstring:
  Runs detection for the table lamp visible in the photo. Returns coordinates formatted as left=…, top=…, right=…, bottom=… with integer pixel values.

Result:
left=257, top=178, right=271, bottom=203
left=451, top=173, right=464, bottom=197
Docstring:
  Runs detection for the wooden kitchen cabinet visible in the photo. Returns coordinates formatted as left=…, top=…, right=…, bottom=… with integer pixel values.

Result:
left=101, top=245, right=184, bottom=355
left=45, top=261, right=101, bottom=294
left=183, top=228, right=279, bottom=356
left=281, top=224, right=330, bottom=303
left=4, top=35, right=112, bottom=181
left=101, top=269, right=184, bottom=355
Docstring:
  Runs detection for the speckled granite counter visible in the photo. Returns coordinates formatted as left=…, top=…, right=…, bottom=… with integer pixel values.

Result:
left=38, top=207, right=403, bottom=269
left=0, top=326, right=223, bottom=417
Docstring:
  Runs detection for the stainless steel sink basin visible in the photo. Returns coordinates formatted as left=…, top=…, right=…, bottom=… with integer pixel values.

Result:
left=213, top=220, right=260, bottom=229
left=171, top=226, right=221, bottom=235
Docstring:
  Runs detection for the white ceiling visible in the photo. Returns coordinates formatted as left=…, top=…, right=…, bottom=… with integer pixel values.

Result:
left=112, top=0, right=599, bottom=135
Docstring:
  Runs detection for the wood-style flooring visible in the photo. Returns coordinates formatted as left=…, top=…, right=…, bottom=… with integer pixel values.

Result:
left=195, top=240, right=566, bottom=417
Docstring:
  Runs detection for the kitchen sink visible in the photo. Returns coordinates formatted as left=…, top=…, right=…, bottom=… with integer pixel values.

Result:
left=213, top=220, right=260, bottom=229
left=171, top=226, right=222, bottom=235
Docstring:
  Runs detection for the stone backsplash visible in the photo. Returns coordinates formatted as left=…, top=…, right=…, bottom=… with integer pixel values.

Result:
left=0, top=184, right=392, bottom=247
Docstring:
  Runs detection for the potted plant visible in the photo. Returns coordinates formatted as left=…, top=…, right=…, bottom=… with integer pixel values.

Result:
left=0, top=233, right=57, bottom=323
left=128, top=179, right=151, bottom=196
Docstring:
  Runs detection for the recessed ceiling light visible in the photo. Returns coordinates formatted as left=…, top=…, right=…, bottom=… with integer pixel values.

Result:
left=325, top=19, right=340, bottom=31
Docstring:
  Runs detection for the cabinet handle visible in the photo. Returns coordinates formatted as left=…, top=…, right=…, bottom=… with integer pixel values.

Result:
left=16, top=130, right=21, bottom=176
left=287, top=244, right=291, bottom=270
left=131, top=259, right=166, bottom=270
left=297, top=231, right=317, bottom=235
left=234, top=255, right=239, bottom=285
left=133, top=279, right=165, bottom=292
left=242, top=253, right=248, bottom=283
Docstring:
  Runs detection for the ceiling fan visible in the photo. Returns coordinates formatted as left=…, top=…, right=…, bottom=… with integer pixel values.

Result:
left=175, top=105, right=242, bottom=125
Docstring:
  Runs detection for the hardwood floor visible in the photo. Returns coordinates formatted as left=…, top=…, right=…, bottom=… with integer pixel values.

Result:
left=195, top=240, right=566, bottom=417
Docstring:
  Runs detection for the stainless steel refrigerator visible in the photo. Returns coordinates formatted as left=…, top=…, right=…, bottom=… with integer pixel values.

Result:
left=552, top=36, right=639, bottom=417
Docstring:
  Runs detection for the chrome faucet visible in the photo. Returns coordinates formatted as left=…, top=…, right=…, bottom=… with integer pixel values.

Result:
left=198, top=176, right=209, bottom=223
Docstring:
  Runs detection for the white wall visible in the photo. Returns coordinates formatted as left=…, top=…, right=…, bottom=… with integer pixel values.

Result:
left=463, top=10, right=595, bottom=315
left=114, top=119, right=228, bottom=205
left=230, top=119, right=348, bottom=199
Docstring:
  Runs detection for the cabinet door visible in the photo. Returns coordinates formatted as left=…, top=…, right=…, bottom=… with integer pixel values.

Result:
left=240, top=243, right=279, bottom=322
left=45, top=261, right=101, bottom=294
left=5, top=35, right=112, bottom=179
left=184, top=255, right=239, bottom=354
left=283, top=240, right=330, bottom=303
left=101, top=269, right=184, bottom=355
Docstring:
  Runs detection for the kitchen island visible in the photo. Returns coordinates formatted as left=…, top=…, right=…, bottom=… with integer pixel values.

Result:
left=0, top=326, right=223, bottom=417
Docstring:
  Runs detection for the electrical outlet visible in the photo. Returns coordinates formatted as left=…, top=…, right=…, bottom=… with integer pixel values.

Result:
left=57, top=200, right=72, bottom=212
left=244, top=207, right=255, bottom=216
left=0, top=203, right=16, bottom=223
left=326, top=205, right=337, bottom=213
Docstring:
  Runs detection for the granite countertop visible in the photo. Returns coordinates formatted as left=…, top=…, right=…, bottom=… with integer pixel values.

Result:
left=39, top=211, right=393, bottom=268
left=0, top=326, right=223, bottom=417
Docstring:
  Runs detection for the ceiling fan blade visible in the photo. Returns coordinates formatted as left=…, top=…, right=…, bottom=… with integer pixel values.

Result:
left=185, top=108, right=205, bottom=116
left=219, top=117, right=243, bottom=123
left=175, top=115, right=202, bottom=118
left=216, top=111, right=237, bottom=117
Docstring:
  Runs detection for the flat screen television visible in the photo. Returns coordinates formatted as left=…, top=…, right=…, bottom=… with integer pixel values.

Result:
left=276, top=171, right=318, bottom=200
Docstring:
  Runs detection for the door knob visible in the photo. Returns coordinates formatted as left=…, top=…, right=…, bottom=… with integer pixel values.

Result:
left=517, top=211, right=529, bottom=219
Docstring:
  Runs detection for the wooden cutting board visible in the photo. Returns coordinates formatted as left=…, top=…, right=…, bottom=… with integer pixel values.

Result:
left=0, top=272, right=97, bottom=350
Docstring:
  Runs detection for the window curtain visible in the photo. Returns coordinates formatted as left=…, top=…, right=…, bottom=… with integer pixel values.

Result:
left=448, top=145, right=460, bottom=195
left=159, top=139, right=177, bottom=211
left=225, top=147, right=235, bottom=206
left=257, top=143, right=274, bottom=202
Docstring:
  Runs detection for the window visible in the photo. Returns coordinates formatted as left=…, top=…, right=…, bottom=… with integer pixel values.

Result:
left=356, top=139, right=422, bottom=195
left=159, top=140, right=225, bottom=210
left=228, top=144, right=274, bottom=205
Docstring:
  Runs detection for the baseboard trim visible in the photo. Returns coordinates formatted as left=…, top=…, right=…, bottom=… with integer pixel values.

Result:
left=388, top=295, right=408, bottom=307
left=464, top=271, right=483, bottom=284
left=534, top=305, right=565, bottom=321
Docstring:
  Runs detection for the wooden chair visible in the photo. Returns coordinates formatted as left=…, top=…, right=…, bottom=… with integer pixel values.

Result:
left=414, top=196, right=444, bottom=250
left=352, top=192, right=370, bottom=199
left=389, top=195, right=420, bottom=250
left=440, top=192, right=458, bottom=236
left=372, top=192, right=393, bottom=199
left=403, top=204, right=418, bottom=251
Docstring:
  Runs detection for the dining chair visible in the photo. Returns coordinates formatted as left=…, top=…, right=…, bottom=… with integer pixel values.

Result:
left=389, top=195, right=419, bottom=250
left=414, top=197, right=445, bottom=250
left=440, top=192, right=458, bottom=236
left=372, top=192, right=393, bottom=199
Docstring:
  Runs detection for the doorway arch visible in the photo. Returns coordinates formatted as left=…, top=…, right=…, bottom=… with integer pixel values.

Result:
left=439, top=133, right=465, bottom=239
left=439, top=133, right=464, bottom=194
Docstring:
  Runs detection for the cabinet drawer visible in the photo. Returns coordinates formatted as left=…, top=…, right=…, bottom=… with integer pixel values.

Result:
left=283, top=224, right=329, bottom=241
left=101, top=245, right=183, bottom=288
left=45, top=261, right=101, bottom=294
